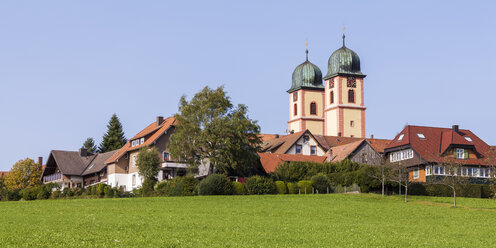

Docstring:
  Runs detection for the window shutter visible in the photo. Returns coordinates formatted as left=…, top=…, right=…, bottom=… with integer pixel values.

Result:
left=464, top=150, right=468, bottom=159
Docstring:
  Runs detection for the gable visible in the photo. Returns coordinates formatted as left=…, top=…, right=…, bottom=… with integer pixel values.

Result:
left=286, top=133, right=325, bottom=156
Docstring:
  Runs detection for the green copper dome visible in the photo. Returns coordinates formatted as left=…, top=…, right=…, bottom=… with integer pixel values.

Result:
left=288, top=51, right=323, bottom=93
left=324, top=35, right=365, bottom=79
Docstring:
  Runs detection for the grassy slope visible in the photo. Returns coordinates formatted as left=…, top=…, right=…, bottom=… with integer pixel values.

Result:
left=0, top=194, right=495, bottom=247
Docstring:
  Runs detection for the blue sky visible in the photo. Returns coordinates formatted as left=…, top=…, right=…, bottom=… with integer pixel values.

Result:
left=0, top=1, right=495, bottom=170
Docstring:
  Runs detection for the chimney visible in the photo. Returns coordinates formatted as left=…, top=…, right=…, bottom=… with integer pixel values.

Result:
left=328, top=149, right=333, bottom=162
left=79, top=148, right=87, bottom=157
left=370, top=134, right=374, bottom=139
left=156, top=116, right=164, bottom=126
left=338, top=132, right=342, bottom=137
left=452, top=125, right=459, bottom=133
left=38, top=157, right=43, bottom=167
left=275, top=134, right=279, bottom=139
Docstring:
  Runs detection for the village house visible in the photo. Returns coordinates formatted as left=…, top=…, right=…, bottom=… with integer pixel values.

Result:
left=105, top=116, right=189, bottom=191
left=41, top=149, right=116, bottom=189
left=384, top=125, right=495, bottom=183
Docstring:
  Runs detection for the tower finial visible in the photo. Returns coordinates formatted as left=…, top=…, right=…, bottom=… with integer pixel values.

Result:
left=305, top=40, right=309, bottom=61
left=342, top=24, right=346, bottom=47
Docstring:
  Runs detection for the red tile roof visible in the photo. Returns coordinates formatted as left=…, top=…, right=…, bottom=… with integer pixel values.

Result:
left=260, top=131, right=306, bottom=154
left=0, top=171, right=9, bottom=177
left=386, top=125, right=491, bottom=165
left=258, top=153, right=326, bottom=173
left=326, top=139, right=366, bottom=162
left=105, top=117, right=176, bottom=164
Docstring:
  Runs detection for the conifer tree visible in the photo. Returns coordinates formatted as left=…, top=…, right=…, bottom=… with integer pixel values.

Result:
left=82, top=137, right=97, bottom=153
left=98, top=114, right=127, bottom=153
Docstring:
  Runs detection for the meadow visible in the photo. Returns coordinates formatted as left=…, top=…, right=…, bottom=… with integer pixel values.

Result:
left=0, top=194, right=495, bottom=247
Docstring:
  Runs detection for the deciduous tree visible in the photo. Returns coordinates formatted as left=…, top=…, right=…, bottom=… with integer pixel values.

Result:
left=169, top=86, right=262, bottom=176
left=98, top=114, right=127, bottom=153
left=437, top=159, right=469, bottom=208
left=136, top=147, right=160, bottom=196
left=388, top=162, right=412, bottom=203
left=4, top=158, right=42, bottom=190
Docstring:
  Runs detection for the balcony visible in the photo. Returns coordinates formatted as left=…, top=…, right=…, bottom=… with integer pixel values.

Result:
left=43, top=172, right=62, bottom=183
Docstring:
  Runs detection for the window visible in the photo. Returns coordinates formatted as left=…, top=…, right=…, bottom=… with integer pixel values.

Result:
left=329, top=78, right=334, bottom=88
left=467, top=167, right=473, bottom=176
left=295, top=144, right=302, bottom=154
left=132, top=174, right=136, bottom=186
left=413, top=168, right=419, bottom=179
left=310, top=146, right=317, bottom=155
left=330, top=91, right=334, bottom=104
left=163, top=152, right=170, bottom=161
left=132, top=155, right=137, bottom=167
left=348, top=89, right=355, bottom=103
left=140, top=138, right=145, bottom=144
left=426, top=166, right=432, bottom=175
left=434, top=166, right=439, bottom=175
left=350, top=120, right=354, bottom=127
left=473, top=168, right=480, bottom=177
left=398, top=134, right=404, bottom=141
left=303, top=135, right=309, bottom=143
left=293, top=92, right=298, bottom=101
left=310, top=102, right=317, bottom=115
left=439, top=167, right=445, bottom=175
left=461, top=167, right=468, bottom=176
left=294, top=104, right=297, bottom=116
left=464, top=137, right=473, bottom=142
left=417, top=133, right=425, bottom=139
left=390, top=149, right=414, bottom=162
left=456, top=148, right=465, bottom=159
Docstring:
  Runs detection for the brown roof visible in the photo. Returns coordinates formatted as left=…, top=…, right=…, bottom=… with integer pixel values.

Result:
left=43, top=150, right=117, bottom=176
left=105, top=116, right=176, bottom=164
left=0, top=171, right=9, bottom=177
left=260, top=131, right=305, bottom=154
left=315, top=135, right=391, bottom=153
left=258, top=153, right=326, bottom=173
left=385, top=125, right=491, bottom=165
left=258, top=134, right=286, bottom=143
left=327, top=139, right=366, bottom=162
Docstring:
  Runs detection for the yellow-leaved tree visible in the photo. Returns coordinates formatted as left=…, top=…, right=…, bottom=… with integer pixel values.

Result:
left=4, top=158, right=42, bottom=190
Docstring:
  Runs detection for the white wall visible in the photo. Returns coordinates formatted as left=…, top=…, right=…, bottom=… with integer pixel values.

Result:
left=286, top=134, right=325, bottom=156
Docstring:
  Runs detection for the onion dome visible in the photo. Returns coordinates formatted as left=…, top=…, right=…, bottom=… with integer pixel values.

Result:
left=288, top=49, right=324, bottom=93
left=323, top=35, right=365, bottom=79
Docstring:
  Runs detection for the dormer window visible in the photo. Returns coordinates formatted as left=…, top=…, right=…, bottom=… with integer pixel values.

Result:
left=397, top=134, right=404, bottom=141
left=140, top=138, right=145, bottom=144
left=464, top=137, right=473, bottom=142
left=456, top=148, right=466, bottom=159
left=417, top=133, right=425, bottom=139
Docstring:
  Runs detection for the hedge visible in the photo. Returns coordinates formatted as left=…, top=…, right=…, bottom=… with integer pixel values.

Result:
left=409, top=183, right=492, bottom=198
left=245, top=176, right=277, bottom=195
left=232, top=182, right=246, bottom=195
left=275, top=181, right=287, bottom=194
left=287, top=182, right=298, bottom=194
left=198, top=174, right=233, bottom=195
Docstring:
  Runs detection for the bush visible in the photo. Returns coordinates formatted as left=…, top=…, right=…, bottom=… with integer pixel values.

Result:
left=104, top=186, right=114, bottom=198
left=91, top=185, right=97, bottom=195
left=287, top=182, right=298, bottom=194
left=21, top=188, right=38, bottom=201
left=155, top=180, right=169, bottom=196
left=275, top=181, right=287, bottom=194
left=141, top=179, right=157, bottom=197
left=62, top=188, right=74, bottom=197
left=245, top=176, right=276, bottom=195
left=311, top=173, right=331, bottom=194
left=73, top=187, right=84, bottom=197
left=232, top=181, right=246, bottom=195
left=198, top=174, right=233, bottom=195
left=51, top=190, right=61, bottom=199
left=298, top=180, right=313, bottom=194
left=155, top=176, right=198, bottom=197
left=96, top=184, right=106, bottom=197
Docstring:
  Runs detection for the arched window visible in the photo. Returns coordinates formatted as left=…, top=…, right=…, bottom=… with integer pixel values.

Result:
left=310, top=102, right=317, bottom=115
left=330, top=91, right=334, bottom=104
left=294, top=103, right=297, bottom=116
left=348, top=89, right=355, bottom=103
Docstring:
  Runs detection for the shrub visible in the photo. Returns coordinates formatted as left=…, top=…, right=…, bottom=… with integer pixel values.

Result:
left=155, top=180, right=169, bottom=196
left=232, top=181, right=246, bottom=195
left=198, top=174, right=233, bottom=195
left=142, top=179, right=157, bottom=197
left=63, top=188, right=74, bottom=197
left=91, top=185, right=97, bottom=195
left=96, top=184, right=106, bottom=197
left=297, top=180, right=313, bottom=194
left=287, top=182, right=298, bottom=194
left=21, top=188, right=38, bottom=201
left=275, top=181, right=287, bottom=194
left=311, top=173, right=331, bottom=194
left=245, top=176, right=276, bottom=195
left=73, top=188, right=84, bottom=197
left=104, top=186, right=114, bottom=198
left=51, top=190, right=61, bottom=199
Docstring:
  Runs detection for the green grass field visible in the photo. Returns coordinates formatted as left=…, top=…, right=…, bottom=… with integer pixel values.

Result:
left=1, top=194, right=495, bottom=247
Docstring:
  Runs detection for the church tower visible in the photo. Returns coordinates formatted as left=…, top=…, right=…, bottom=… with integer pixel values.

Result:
left=287, top=46, right=325, bottom=135
left=323, top=34, right=366, bottom=138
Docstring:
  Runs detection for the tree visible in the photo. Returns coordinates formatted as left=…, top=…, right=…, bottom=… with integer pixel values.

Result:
left=98, top=114, right=127, bottom=153
left=4, top=158, right=42, bottom=190
left=437, top=159, right=469, bottom=208
left=82, top=137, right=97, bottom=153
left=136, top=147, right=160, bottom=196
left=388, top=162, right=412, bottom=203
left=169, top=86, right=262, bottom=176
left=364, top=154, right=388, bottom=197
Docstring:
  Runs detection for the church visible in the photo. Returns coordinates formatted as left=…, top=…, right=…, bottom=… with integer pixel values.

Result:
left=287, top=34, right=366, bottom=138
